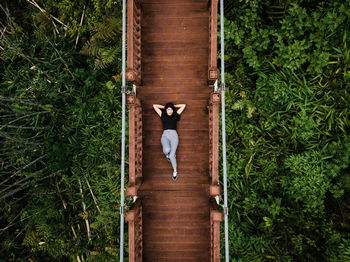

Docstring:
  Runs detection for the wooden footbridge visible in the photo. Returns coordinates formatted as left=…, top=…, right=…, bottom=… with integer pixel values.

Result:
left=123, top=0, right=224, bottom=261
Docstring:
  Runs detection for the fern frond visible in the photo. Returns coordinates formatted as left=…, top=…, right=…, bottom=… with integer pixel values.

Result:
left=93, top=16, right=122, bottom=41
left=94, top=45, right=120, bottom=70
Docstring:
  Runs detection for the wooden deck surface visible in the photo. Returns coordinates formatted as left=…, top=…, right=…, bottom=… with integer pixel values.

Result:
left=137, top=0, right=212, bottom=260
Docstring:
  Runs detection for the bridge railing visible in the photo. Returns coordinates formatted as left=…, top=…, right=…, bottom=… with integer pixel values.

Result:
left=208, top=92, right=221, bottom=196
left=125, top=198, right=143, bottom=262
left=208, top=0, right=219, bottom=85
left=126, top=94, right=143, bottom=197
left=126, top=0, right=142, bottom=85
left=210, top=197, right=223, bottom=262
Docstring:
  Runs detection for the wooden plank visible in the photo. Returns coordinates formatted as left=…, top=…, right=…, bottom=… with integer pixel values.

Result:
left=142, top=240, right=210, bottom=248
left=211, top=92, right=220, bottom=185
left=142, top=161, right=209, bottom=169
left=141, top=31, right=208, bottom=41
left=142, top=199, right=209, bottom=208
left=127, top=95, right=136, bottom=185
left=142, top=56, right=207, bottom=64
left=143, top=250, right=210, bottom=259
left=142, top=62, right=208, bottom=71
left=142, top=46, right=208, bottom=56
left=127, top=0, right=134, bottom=71
left=140, top=0, right=208, bottom=3
left=140, top=182, right=210, bottom=191
left=142, top=69, right=208, bottom=78
left=141, top=2, right=208, bottom=9
left=143, top=227, right=210, bottom=237
left=143, top=11, right=208, bottom=19
left=140, top=93, right=210, bottom=101
left=142, top=25, right=208, bottom=34
left=140, top=78, right=207, bottom=86
left=142, top=16, right=209, bottom=27
left=209, top=0, right=218, bottom=71
left=139, top=87, right=211, bottom=95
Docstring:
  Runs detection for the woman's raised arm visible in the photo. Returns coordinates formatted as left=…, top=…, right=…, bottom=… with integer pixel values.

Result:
left=153, top=104, right=164, bottom=117
left=174, top=104, right=186, bottom=115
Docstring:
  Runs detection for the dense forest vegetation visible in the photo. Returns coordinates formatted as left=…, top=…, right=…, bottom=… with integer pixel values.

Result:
left=1, top=0, right=349, bottom=261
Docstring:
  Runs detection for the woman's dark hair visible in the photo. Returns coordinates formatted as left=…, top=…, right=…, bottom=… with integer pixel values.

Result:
left=164, top=102, right=176, bottom=117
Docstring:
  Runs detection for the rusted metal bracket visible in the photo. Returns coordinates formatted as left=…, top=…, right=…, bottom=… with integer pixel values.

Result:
left=220, top=82, right=225, bottom=91
left=120, top=204, right=126, bottom=215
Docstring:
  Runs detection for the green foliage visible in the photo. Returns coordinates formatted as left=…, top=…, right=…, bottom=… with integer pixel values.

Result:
left=0, top=1, right=130, bottom=260
left=220, top=0, right=350, bottom=261
left=81, top=15, right=123, bottom=70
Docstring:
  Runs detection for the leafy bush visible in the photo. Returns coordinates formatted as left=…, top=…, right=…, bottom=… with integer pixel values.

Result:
left=220, top=0, right=350, bottom=261
left=0, top=1, right=132, bottom=260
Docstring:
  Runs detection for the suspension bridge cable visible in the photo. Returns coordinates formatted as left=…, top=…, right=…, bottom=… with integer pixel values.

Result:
left=219, top=0, right=230, bottom=261
left=119, top=0, right=127, bottom=260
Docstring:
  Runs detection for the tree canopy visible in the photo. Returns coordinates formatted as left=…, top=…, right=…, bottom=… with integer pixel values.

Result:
left=0, top=0, right=349, bottom=261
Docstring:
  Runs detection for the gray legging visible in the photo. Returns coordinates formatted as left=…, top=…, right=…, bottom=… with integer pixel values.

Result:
left=161, top=129, right=179, bottom=169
